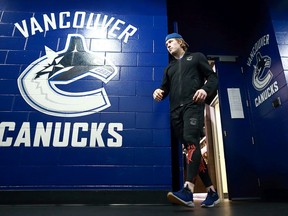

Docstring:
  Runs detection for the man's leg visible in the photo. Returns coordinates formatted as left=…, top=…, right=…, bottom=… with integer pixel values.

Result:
left=167, top=104, right=203, bottom=207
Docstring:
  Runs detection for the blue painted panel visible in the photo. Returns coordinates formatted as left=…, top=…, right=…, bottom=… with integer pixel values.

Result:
left=122, top=39, right=153, bottom=53
left=0, top=165, right=171, bottom=189
left=0, top=112, right=29, bottom=122
left=105, top=81, right=136, bottom=96
left=0, top=37, right=26, bottom=50
left=134, top=147, right=171, bottom=166
left=217, top=62, right=260, bottom=199
left=137, top=81, right=162, bottom=97
left=26, top=37, right=59, bottom=51
left=154, top=67, right=166, bottom=81
left=0, top=65, right=22, bottom=79
left=106, top=53, right=137, bottom=66
left=0, top=80, right=19, bottom=94
left=0, top=0, right=170, bottom=191
left=153, top=129, right=171, bottom=147
left=0, top=23, right=14, bottom=36
left=119, top=96, right=153, bottom=112
left=136, top=113, right=170, bottom=129
left=254, top=100, right=288, bottom=189
left=6, top=51, right=40, bottom=64
left=13, top=95, right=36, bottom=111
left=122, top=129, right=153, bottom=147
left=120, top=67, right=153, bottom=81
left=0, top=96, right=14, bottom=111
left=1, top=11, right=34, bottom=23
left=138, top=53, right=168, bottom=67
left=242, top=5, right=288, bottom=193
left=0, top=51, right=6, bottom=63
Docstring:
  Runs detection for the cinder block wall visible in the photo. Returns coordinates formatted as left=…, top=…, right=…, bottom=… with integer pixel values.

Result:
left=0, top=0, right=172, bottom=193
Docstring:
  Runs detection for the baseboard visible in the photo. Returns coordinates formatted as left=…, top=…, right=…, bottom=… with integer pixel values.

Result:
left=261, top=189, right=288, bottom=201
left=0, top=190, right=169, bottom=205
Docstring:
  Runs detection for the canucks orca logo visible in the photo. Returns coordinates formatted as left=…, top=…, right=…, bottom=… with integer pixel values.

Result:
left=252, top=52, right=272, bottom=91
left=17, top=34, right=117, bottom=117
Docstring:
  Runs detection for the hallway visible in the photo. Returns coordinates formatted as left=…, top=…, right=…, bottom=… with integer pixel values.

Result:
left=1, top=199, right=288, bottom=216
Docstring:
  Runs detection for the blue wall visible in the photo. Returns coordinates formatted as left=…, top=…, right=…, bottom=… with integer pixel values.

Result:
left=2, top=0, right=288, bottom=198
left=0, top=0, right=171, bottom=190
left=239, top=1, right=288, bottom=192
left=258, top=2, right=288, bottom=190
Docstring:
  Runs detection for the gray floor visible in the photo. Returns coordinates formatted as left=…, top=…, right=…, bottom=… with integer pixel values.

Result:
left=1, top=199, right=288, bottom=216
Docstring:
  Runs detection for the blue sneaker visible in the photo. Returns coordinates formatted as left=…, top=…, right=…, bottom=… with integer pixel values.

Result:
left=167, top=186, right=194, bottom=207
left=201, top=189, right=220, bottom=207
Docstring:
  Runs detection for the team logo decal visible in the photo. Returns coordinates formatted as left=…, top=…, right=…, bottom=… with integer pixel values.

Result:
left=247, top=34, right=279, bottom=107
left=187, top=56, right=193, bottom=61
left=17, top=34, right=117, bottom=117
left=252, top=52, right=273, bottom=91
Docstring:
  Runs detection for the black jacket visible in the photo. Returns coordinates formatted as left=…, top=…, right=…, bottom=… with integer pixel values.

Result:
left=160, top=51, right=218, bottom=111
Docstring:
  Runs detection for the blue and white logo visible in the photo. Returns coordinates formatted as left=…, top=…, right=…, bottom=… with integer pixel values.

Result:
left=17, top=34, right=117, bottom=117
left=252, top=52, right=272, bottom=91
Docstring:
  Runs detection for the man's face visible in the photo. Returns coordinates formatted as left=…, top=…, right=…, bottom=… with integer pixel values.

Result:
left=165, top=38, right=181, bottom=55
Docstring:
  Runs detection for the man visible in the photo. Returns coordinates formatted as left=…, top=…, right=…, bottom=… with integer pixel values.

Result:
left=153, top=33, right=220, bottom=208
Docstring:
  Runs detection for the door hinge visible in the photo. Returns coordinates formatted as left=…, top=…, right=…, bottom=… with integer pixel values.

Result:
left=241, top=67, right=244, bottom=74
left=223, top=130, right=227, bottom=137
left=246, top=99, right=249, bottom=107
left=257, top=178, right=261, bottom=187
left=251, top=136, right=255, bottom=144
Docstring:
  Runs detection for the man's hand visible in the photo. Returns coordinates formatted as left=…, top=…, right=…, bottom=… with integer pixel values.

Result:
left=193, top=89, right=207, bottom=103
left=153, top=89, right=164, bottom=101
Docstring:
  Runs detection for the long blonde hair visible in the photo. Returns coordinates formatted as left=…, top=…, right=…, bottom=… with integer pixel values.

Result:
left=176, top=38, right=189, bottom=51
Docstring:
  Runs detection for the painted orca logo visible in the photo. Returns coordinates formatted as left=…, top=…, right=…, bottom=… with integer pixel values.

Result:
left=252, top=52, right=273, bottom=91
left=17, top=34, right=117, bottom=117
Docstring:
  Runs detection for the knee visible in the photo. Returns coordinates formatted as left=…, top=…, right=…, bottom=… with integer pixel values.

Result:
left=183, top=132, right=200, bottom=144
left=183, top=135, right=196, bottom=144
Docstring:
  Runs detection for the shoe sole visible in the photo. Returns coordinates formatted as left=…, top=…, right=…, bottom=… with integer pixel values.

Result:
left=167, top=192, right=195, bottom=208
left=201, top=198, right=220, bottom=208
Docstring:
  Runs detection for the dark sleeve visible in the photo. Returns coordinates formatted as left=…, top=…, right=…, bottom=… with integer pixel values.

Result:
left=158, top=66, right=170, bottom=99
left=197, top=53, right=218, bottom=98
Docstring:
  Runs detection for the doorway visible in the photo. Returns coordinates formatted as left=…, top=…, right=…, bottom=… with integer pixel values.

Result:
left=183, top=60, right=229, bottom=200
left=192, top=96, right=228, bottom=201
left=204, top=97, right=228, bottom=199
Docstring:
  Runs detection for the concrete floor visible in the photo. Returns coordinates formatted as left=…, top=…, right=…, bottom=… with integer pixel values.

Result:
left=1, top=199, right=288, bottom=216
